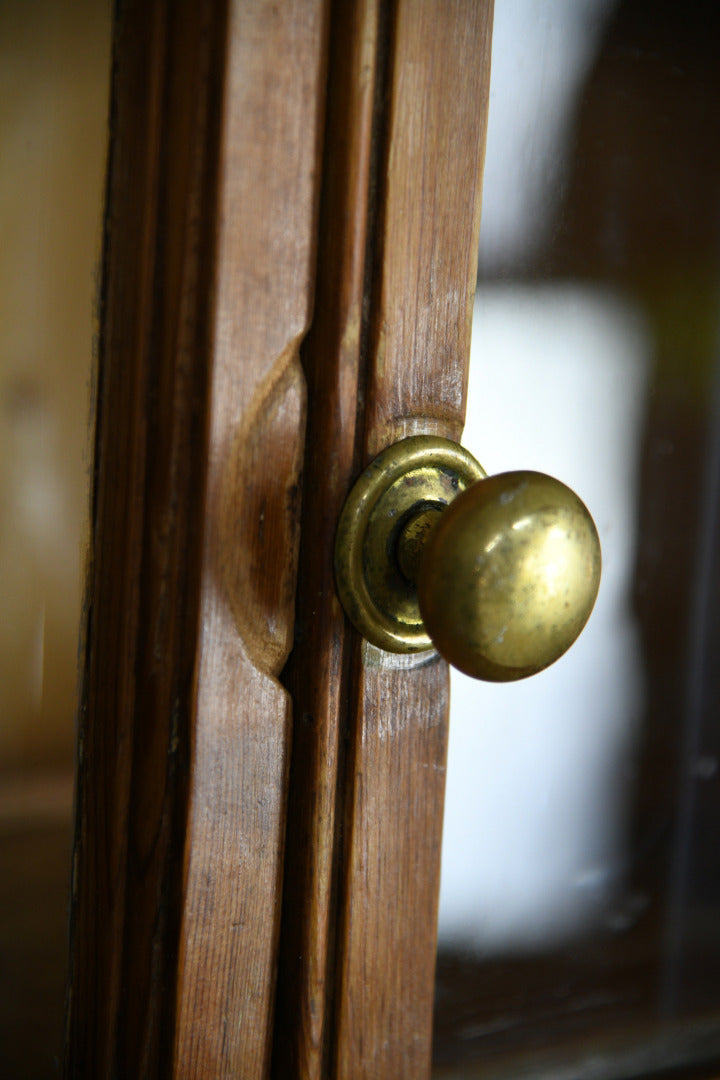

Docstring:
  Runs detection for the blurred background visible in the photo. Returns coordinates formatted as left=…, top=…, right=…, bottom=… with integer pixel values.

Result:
left=435, top=1, right=720, bottom=1076
left=0, top=1, right=110, bottom=1075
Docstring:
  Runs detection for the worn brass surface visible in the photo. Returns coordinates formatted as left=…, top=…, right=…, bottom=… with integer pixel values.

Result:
left=418, top=471, right=601, bottom=681
left=396, top=506, right=444, bottom=584
left=336, top=436, right=602, bottom=679
left=334, top=436, right=485, bottom=652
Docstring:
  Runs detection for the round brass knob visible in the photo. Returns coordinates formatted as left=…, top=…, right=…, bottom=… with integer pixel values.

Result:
left=334, top=436, right=601, bottom=681
left=408, top=471, right=601, bottom=681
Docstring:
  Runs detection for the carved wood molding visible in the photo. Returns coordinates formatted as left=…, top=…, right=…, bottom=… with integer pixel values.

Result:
left=273, top=2, right=493, bottom=1077
left=66, top=2, right=328, bottom=1076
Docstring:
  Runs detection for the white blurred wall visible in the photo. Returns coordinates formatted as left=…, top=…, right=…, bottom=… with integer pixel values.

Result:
left=436, top=0, right=654, bottom=952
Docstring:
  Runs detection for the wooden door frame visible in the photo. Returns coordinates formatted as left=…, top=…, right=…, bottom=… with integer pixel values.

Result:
left=65, top=2, right=493, bottom=1077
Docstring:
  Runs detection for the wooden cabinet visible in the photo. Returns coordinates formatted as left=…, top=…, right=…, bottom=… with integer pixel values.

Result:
left=64, top=3, right=720, bottom=1078
left=66, top=2, right=493, bottom=1077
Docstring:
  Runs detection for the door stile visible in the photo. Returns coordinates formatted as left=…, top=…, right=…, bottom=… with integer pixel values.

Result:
left=272, top=1, right=383, bottom=1077
left=273, top=1, right=493, bottom=1076
left=66, top=2, right=230, bottom=1074
left=331, top=2, right=494, bottom=1077
left=173, top=0, right=329, bottom=1074
left=66, top=1, right=329, bottom=1077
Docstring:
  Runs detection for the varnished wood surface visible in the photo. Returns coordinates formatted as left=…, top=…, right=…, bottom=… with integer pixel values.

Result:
left=363, top=0, right=493, bottom=458
left=67, top=3, right=227, bottom=1074
left=174, top=0, right=329, bottom=1071
left=69, top=1, right=491, bottom=1075
left=334, top=649, right=450, bottom=1079
left=273, top=2, right=493, bottom=1077
left=67, top=1, right=327, bottom=1077
left=332, top=3, right=493, bottom=1077
left=272, top=1, right=379, bottom=1076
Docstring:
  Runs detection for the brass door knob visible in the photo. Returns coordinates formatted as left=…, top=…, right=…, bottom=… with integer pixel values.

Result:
left=334, top=436, right=601, bottom=682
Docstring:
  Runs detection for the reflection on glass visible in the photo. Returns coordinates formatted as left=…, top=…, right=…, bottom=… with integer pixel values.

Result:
left=434, top=0, right=720, bottom=1075
left=440, top=285, right=649, bottom=953
left=0, top=2, right=111, bottom=1076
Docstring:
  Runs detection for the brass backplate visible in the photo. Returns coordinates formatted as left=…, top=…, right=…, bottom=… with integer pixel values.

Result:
left=334, top=435, right=485, bottom=653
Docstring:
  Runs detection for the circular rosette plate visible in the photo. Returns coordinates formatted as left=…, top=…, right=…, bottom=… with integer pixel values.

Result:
left=334, top=435, right=485, bottom=653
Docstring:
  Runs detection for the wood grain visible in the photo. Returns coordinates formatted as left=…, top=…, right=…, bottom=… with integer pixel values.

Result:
left=364, top=0, right=493, bottom=456
left=173, top=1, right=328, bottom=1074
left=274, top=4, right=492, bottom=1073
left=66, top=1, right=328, bottom=1077
left=272, top=1, right=380, bottom=1076
left=66, top=3, right=225, bottom=1074
left=332, top=2, right=494, bottom=1077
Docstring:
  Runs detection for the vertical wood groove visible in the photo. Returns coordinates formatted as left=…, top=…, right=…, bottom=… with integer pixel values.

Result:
left=332, top=3, right=494, bottom=1077
left=67, top=2, right=328, bottom=1077
left=67, top=3, right=227, bottom=1075
left=273, top=2, right=493, bottom=1077
left=173, top=1, right=329, bottom=1076
left=272, top=1, right=382, bottom=1076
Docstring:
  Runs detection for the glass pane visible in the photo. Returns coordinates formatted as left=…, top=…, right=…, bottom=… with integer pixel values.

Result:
left=435, top=0, right=720, bottom=1075
left=0, top=1, right=111, bottom=1075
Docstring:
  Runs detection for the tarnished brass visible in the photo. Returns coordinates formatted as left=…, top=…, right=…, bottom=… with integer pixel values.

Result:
left=418, top=471, right=601, bottom=681
left=335, top=436, right=602, bottom=681
left=334, top=436, right=485, bottom=652
left=396, top=506, right=444, bottom=584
